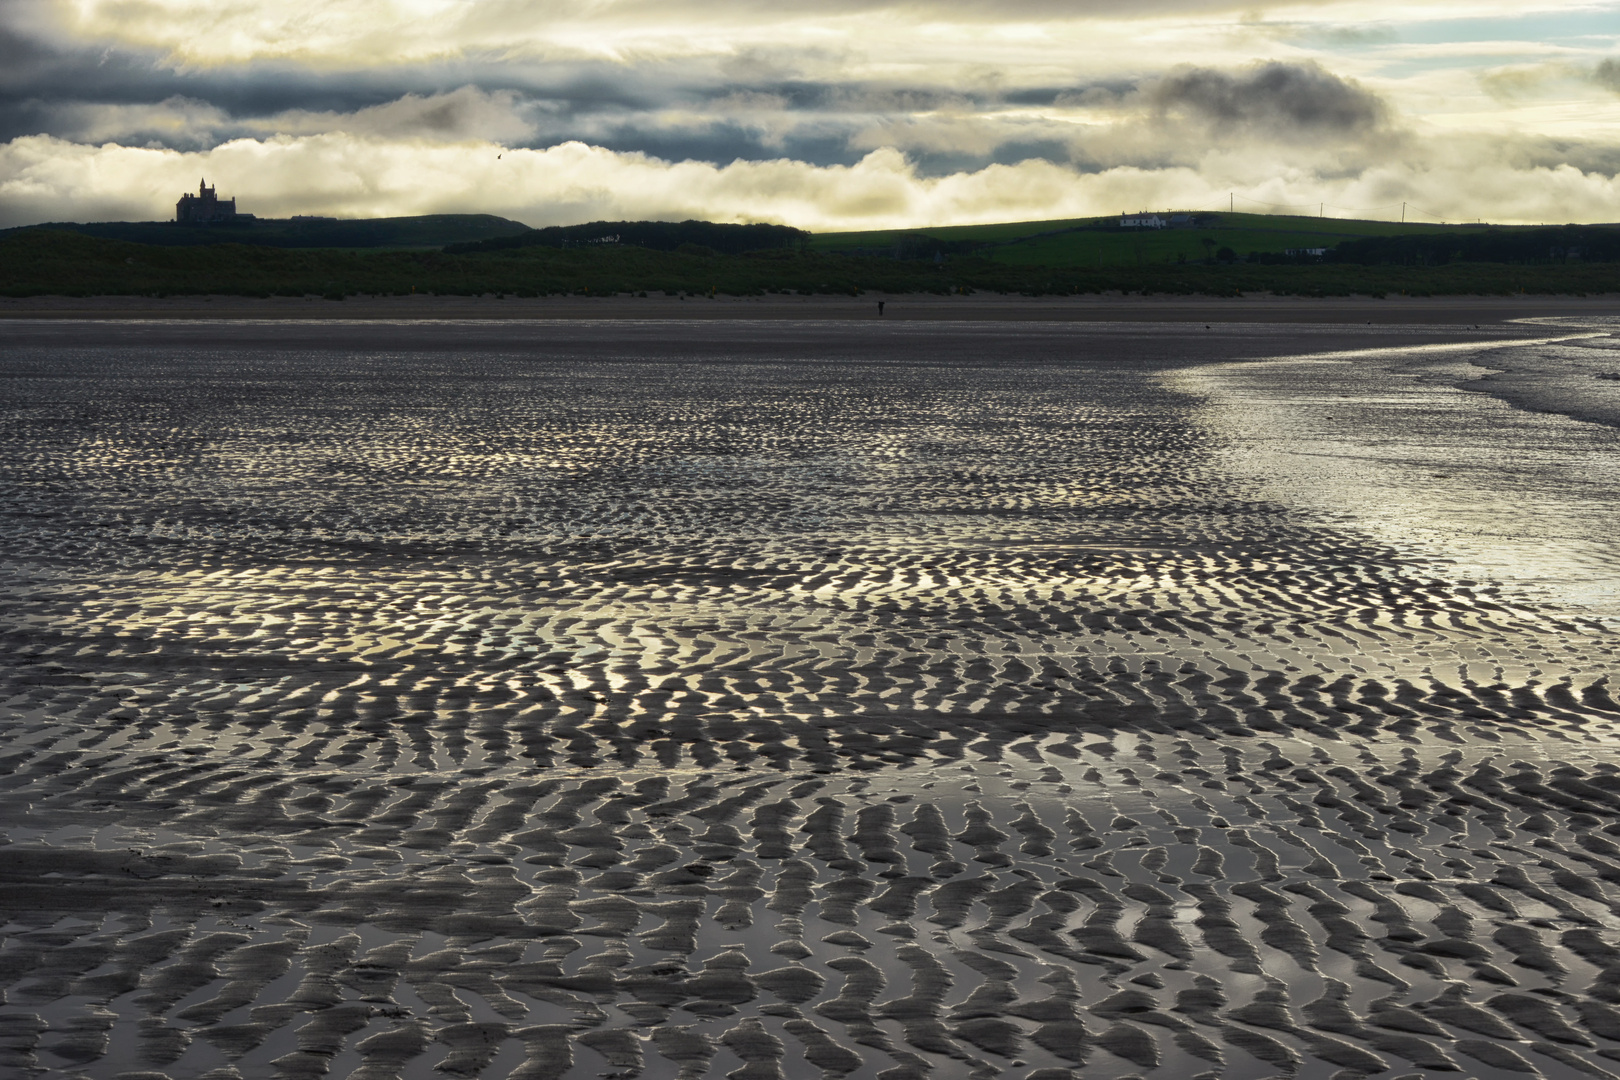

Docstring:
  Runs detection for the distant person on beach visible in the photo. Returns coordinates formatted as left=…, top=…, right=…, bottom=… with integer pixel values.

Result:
left=877, top=301, right=885, bottom=316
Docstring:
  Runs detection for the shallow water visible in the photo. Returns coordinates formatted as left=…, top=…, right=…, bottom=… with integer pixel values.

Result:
left=1173, top=325, right=1620, bottom=624
left=2, top=318, right=1620, bottom=1080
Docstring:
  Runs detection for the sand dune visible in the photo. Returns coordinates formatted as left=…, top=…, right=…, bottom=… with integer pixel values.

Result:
left=2, top=318, right=1620, bottom=1079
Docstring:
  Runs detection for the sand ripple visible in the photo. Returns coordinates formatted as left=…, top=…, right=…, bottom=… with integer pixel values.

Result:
left=2, top=320, right=1620, bottom=1079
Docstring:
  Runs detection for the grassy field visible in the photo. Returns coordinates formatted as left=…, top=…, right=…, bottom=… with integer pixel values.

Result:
left=808, top=216, right=1102, bottom=252
left=811, top=212, right=1496, bottom=267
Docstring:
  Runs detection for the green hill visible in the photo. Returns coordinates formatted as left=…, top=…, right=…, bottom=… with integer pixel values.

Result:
left=0, top=214, right=531, bottom=250
left=810, top=212, right=1504, bottom=268
left=445, top=219, right=805, bottom=255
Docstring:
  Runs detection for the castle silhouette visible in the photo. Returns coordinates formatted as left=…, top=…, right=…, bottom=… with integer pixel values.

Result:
left=175, top=179, right=246, bottom=224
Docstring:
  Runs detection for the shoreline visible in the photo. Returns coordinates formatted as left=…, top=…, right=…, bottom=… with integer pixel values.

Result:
left=2, top=291, right=1617, bottom=324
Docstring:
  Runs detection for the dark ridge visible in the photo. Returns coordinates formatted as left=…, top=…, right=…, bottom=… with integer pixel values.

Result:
left=6, top=224, right=1620, bottom=300
left=0, top=214, right=532, bottom=249
left=1332, top=224, right=1620, bottom=266
left=444, top=219, right=807, bottom=255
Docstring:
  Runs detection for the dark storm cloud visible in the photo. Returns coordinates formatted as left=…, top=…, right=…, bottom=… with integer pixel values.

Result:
left=1596, top=59, right=1620, bottom=95
left=0, top=27, right=417, bottom=139
left=1474, top=132, right=1620, bottom=177
left=584, top=123, right=864, bottom=168
left=1144, top=60, right=1390, bottom=138
left=0, top=26, right=185, bottom=108
left=0, top=14, right=1400, bottom=178
left=0, top=17, right=1183, bottom=144
left=0, top=21, right=1052, bottom=167
left=1002, top=83, right=1133, bottom=108
left=0, top=23, right=692, bottom=141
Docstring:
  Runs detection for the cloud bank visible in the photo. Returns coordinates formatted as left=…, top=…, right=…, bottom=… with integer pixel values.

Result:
left=2, top=0, right=1617, bottom=227
left=5, top=129, right=1617, bottom=231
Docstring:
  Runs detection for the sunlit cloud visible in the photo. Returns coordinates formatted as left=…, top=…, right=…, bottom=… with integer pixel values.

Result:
left=2, top=0, right=1617, bottom=226
left=4, top=131, right=1617, bottom=231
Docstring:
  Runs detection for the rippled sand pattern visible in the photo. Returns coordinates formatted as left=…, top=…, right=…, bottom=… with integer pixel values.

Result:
left=4, top=320, right=1620, bottom=1080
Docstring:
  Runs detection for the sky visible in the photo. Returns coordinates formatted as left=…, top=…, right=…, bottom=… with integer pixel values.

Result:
left=1, top=0, right=1617, bottom=229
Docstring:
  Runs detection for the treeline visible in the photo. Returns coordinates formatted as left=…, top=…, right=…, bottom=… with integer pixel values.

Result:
left=4, top=227, right=1618, bottom=299
left=445, top=220, right=807, bottom=255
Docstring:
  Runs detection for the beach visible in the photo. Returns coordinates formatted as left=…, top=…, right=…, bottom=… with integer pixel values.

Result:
left=2, top=315, right=1620, bottom=1080
left=2, top=292, right=1618, bottom=324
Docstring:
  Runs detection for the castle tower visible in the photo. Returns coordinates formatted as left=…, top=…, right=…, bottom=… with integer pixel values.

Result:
left=176, top=178, right=237, bottom=224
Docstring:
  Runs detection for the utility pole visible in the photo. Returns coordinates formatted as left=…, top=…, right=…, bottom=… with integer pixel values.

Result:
left=1230, top=193, right=1233, bottom=213
left=1401, top=202, right=1406, bottom=223
left=1320, top=202, right=1323, bottom=217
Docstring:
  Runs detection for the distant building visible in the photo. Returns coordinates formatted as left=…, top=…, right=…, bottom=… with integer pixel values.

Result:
left=1285, top=247, right=1328, bottom=257
left=176, top=179, right=248, bottom=224
left=1120, top=213, right=1165, bottom=229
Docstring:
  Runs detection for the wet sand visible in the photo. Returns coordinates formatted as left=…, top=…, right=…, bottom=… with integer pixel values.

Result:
left=3, top=318, right=1620, bottom=1080
left=2, top=291, right=1618, bottom=324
